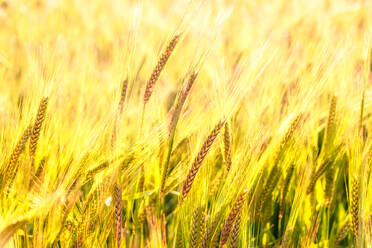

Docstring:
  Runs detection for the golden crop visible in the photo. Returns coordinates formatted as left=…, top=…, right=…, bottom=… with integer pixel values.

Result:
left=0, top=0, right=371, bottom=247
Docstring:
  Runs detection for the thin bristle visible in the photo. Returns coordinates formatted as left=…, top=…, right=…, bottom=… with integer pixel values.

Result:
left=208, top=171, right=224, bottom=197
left=180, top=120, right=225, bottom=202
left=144, top=33, right=181, bottom=105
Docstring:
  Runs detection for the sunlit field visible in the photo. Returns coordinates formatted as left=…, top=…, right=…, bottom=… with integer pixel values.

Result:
left=0, top=0, right=371, bottom=247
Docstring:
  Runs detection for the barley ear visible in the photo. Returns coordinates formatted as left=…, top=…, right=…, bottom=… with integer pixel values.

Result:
left=168, top=71, right=198, bottom=135
left=324, top=95, right=337, bottom=149
left=114, top=183, right=123, bottom=248
left=229, top=212, right=242, bottom=248
left=139, top=164, right=145, bottom=192
left=1, top=124, right=32, bottom=189
left=201, top=209, right=224, bottom=248
left=144, top=33, right=181, bottom=105
left=334, top=220, right=349, bottom=246
left=350, top=176, right=360, bottom=243
left=200, top=208, right=207, bottom=246
left=258, top=164, right=280, bottom=217
left=29, top=156, right=48, bottom=190
left=324, top=96, right=338, bottom=207
left=180, top=120, right=225, bottom=203
left=111, top=78, right=128, bottom=149
left=277, top=114, right=302, bottom=160
left=160, top=71, right=198, bottom=197
left=224, top=122, right=232, bottom=173
left=118, top=77, right=128, bottom=115
left=324, top=164, right=335, bottom=207
left=190, top=206, right=203, bottom=248
left=29, top=97, right=48, bottom=171
left=219, top=189, right=248, bottom=247
left=175, top=223, right=184, bottom=248
left=279, top=163, right=294, bottom=219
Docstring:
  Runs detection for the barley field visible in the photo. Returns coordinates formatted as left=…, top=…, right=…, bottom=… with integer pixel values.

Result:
left=0, top=0, right=371, bottom=247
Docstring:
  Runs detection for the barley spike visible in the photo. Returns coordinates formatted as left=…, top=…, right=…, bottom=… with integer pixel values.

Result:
left=180, top=120, right=225, bottom=202
left=219, top=189, right=248, bottom=247
left=144, top=33, right=181, bottom=105
left=229, top=212, right=241, bottom=248
left=29, top=97, right=48, bottom=171
left=114, top=183, right=122, bottom=248
left=224, top=122, right=232, bottom=173
left=350, top=176, right=359, bottom=243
